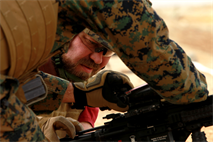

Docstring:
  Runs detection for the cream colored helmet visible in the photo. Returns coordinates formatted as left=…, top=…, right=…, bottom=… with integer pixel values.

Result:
left=0, top=0, right=58, bottom=80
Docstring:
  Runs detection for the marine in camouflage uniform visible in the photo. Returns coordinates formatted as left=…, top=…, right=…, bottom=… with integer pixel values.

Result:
left=0, top=0, right=208, bottom=141
left=54, top=0, right=208, bottom=104
left=29, top=28, right=114, bottom=116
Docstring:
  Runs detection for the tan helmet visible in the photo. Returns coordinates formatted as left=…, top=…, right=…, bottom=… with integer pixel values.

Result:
left=0, top=0, right=58, bottom=80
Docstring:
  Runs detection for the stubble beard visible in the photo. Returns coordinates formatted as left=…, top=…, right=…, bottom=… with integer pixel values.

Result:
left=61, top=54, right=100, bottom=81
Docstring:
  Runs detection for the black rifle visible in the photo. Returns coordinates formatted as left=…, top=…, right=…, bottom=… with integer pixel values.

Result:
left=61, top=84, right=213, bottom=142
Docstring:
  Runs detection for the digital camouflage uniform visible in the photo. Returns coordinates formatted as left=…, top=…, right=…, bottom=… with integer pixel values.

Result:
left=29, top=71, right=84, bottom=123
left=0, top=0, right=208, bottom=141
left=53, top=0, right=208, bottom=104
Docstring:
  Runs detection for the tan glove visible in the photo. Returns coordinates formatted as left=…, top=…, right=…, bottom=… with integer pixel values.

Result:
left=39, top=116, right=83, bottom=142
left=73, top=70, right=134, bottom=112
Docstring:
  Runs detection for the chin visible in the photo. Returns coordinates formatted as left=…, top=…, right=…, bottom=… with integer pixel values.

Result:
left=75, top=72, right=91, bottom=80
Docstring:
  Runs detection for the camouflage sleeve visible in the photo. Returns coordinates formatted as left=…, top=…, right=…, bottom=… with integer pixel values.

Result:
left=0, top=74, right=47, bottom=142
left=55, top=0, right=208, bottom=104
left=29, top=71, right=70, bottom=114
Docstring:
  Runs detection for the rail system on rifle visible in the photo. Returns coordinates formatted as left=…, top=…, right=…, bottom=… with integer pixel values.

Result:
left=61, top=84, right=213, bottom=142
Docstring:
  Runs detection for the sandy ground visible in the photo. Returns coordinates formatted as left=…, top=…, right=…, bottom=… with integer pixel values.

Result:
left=94, top=5, right=213, bottom=142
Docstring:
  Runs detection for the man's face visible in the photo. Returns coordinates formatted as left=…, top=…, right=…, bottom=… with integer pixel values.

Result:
left=61, top=31, right=111, bottom=81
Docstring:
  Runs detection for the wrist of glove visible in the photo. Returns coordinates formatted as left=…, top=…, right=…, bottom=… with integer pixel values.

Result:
left=39, top=116, right=83, bottom=142
left=73, top=70, right=134, bottom=112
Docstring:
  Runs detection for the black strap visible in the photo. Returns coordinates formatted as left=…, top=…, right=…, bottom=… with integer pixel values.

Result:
left=71, top=84, right=87, bottom=109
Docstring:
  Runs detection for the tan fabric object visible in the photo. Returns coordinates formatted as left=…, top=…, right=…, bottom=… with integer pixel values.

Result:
left=38, top=103, right=83, bottom=139
left=86, top=88, right=129, bottom=112
left=74, top=70, right=134, bottom=112
left=56, top=117, right=84, bottom=139
left=0, top=26, right=10, bottom=75
left=0, top=0, right=58, bottom=79
left=38, top=103, right=83, bottom=127
left=75, top=70, right=134, bottom=91
left=51, top=103, right=83, bottom=138
left=51, top=103, right=83, bottom=120
left=40, top=116, right=83, bottom=142
left=0, top=0, right=59, bottom=111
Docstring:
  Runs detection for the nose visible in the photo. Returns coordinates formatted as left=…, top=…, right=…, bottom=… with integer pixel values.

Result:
left=89, top=52, right=103, bottom=64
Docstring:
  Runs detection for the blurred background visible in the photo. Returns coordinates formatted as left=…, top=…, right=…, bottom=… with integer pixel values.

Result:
left=95, top=1, right=213, bottom=141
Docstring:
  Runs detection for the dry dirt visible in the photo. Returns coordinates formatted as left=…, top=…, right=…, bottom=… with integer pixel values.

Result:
left=94, top=5, right=213, bottom=142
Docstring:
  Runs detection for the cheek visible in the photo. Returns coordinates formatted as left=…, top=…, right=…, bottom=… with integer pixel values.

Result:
left=66, top=37, right=89, bottom=60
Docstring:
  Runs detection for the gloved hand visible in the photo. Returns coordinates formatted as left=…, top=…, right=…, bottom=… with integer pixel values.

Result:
left=39, top=116, right=84, bottom=142
left=73, top=70, right=134, bottom=112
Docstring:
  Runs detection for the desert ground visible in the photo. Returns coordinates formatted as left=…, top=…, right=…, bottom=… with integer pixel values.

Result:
left=94, top=4, right=213, bottom=142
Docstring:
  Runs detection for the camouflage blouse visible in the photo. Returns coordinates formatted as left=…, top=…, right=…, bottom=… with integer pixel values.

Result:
left=53, top=0, right=208, bottom=104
